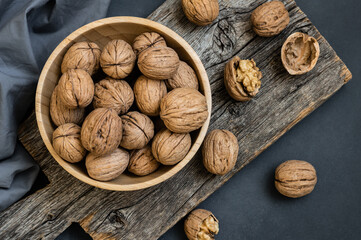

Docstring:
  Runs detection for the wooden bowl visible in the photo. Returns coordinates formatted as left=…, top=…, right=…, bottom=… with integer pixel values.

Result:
left=35, top=17, right=211, bottom=191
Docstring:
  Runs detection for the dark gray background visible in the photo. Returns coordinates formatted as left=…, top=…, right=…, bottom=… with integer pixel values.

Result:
left=56, top=0, right=361, bottom=239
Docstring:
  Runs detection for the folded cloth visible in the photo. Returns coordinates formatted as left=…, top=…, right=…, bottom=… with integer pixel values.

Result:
left=0, top=0, right=111, bottom=211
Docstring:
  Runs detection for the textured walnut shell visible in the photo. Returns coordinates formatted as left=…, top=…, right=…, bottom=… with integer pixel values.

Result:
left=81, top=108, right=123, bottom=156
left=100, top=39, right=136, bottom=79
left=128, top=145, right=160, bottom=176
left=182, top=0, right=219, bottom=26
left=86, top=148, right=129, bottom=181
left=160, top=88, right=208, bottom=133
left=166, top=61, right=199, bottom=90
left=134, top=75, right=167, bottom=116
left=251, top=1, right=290, bottom=37
left=52, top=123, right=86, bottom=163
left=224, top=56, right=262, bottom=101
left=61, top=41, right=101, bottom=75
left=133, top=32, right=167, bottom=56
left=152, top=128, right=191, bottom=165
left=275, top=160, right=317, bottom=198
left=93, top=78, right=134, bottom=114
left=138, top=47, right=180, bottom=80
left=202, top=129, right=238, bottom=175
left=57, top=69, right=94, bottom=109
left=50, top=86, right=85, bottom=126
left=120, top=111, right=154, bottom=150
left=184, top=209, right=219, bottom=240
left=281, top=32, right=320, bottom=75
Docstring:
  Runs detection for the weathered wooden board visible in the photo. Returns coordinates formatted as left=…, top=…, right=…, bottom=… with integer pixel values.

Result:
left=0, top=0, right=351, bottom=239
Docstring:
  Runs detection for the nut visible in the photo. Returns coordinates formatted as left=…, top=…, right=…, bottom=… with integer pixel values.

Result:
left=100, top=39, right=136, bottom=79
left=128, top=145, right=160, bottom=176
left=134, top=75, right=167, bottom=116
left=138, top=46, right=180, bottom=80
left=166, top=61, right=199, bottom=90
left=57, top=69, right=94, bottom=109
left=152, top=128, right=191, bottom=165
left=251, top=1, right=290, bottom=37
left=182, top=0, right=219, bottom=26
left=50, top=86, right=85, bottom=126
left=184, top=209, right=219, bottom=240
left=224, top=56, right=262, bottom=101
left=61, top=41, right=101, bottom=75
left=52, top=123, right=86, bottom=163
left=281, top=32, right=320, bottom=75
left=120, top=111, right=154, bottom=150
left=160, top=88, right=208, bottom=133
left=275, top=160, right=317, bottom=198
left=81, top=108, right=123, bottom=156
left=86, top=148, right=129, bottom=181
left=133, top=32, right=167, bottom=56
left=202, top=129, right=238, bottom=175
left=93, top=78, right=134, bottom=114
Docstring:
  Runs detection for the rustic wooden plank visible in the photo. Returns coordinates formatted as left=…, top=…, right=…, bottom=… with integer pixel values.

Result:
left=0, top=0, right=351, bottom=239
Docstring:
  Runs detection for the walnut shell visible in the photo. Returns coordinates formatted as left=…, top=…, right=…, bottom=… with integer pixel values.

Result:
left=128, top=145, right=160, bottom=176
left=57, top=69, right=94, bottom=109
left=275, top=160, right=317, bottom=198
left=166, top=61, right=199, bottom=90
left=81, top=108, right=123, bottom=156
left=184, top=209, right=219, bottom=240
left=224, top=56, right=262, bottom=101
left=134, top=75, right=167, bottom=116
left=202, top=129, right=238, bottom=175
left=93, top=78, right=134, bottom=114
left=251, top=1, right=290, bottom=37
left=61, top=41, right=101, bottom=75
left=52, top=123, right=86, bottom=163
left=86, top=148, right=129, bottom=181
left=50, top=86, right=85, bottom=126
left=138, top=46, right=180, bottom=80
left=160, top=88, right=208, bottom=133
left=152, top=128, right=191, bottom=165
left=281, top=32, right=320, bottom=75
left=100, top=39, right=136, bottom=79
left=120, top=111, right=154, bottom=150
left=133, top=32, right=167, bottom=56
left=182, top=0, right=219, bottom=26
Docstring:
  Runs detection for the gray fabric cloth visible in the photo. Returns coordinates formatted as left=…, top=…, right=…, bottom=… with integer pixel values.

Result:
left=0, top=0, right=111, bottom=211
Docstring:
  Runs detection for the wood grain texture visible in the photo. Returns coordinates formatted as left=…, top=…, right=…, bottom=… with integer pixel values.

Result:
left=0, top=0, right=351, bottom=239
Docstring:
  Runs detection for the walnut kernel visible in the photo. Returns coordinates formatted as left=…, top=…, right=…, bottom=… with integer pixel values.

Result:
left=184, top=209, right=219, bottom=240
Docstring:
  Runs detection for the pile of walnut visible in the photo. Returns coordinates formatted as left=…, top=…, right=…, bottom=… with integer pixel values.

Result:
left=50, top=32, right=208, bottom=181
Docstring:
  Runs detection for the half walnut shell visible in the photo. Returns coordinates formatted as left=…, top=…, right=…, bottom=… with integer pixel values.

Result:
left=184, top=209, right=219, bottom=240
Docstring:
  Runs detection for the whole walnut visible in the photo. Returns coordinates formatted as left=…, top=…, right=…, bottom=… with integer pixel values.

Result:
left=52, top=123, right=86, bottom=163
left=57, top=69, right=94, bottom=109
left=281, top=32, right=320, bottom=75
left=93, top=78, right=134, bottom=114
left=86, top=148, right=129, bottom=181
left=81, top=108, right=123, bottom=156
left=275, top=160, right=317, bottom=198
left=128, top=145, right=160, bottom=176
left=120, top=111, right=154, bottom=150
left=152, top=128, right=191, bottom=165
left=184, top=209, right=219, bottom=240
left=224, top=56, right=262, bottom=101
left=182, top=0, right=219, bottom=26
left=100, top=39, right=136, bottom=79
left=138, top=46, right=180, bottom=80
left=61, top=41, right=101, bottom=75
left=160, top=88, right=208, bottom=133
left=134, top=75, right=167, bottom=116
left=166, top=61, right=199, bottom=90
left=251, top=1, right=290, bottom=37
left=133, top=32, right=167, bottom=56
left=50, top=86, right=85, bottom=126
left=202, top=129, right=238, bottom=175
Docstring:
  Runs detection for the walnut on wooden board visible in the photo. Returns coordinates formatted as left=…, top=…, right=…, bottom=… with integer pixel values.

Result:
left=182, top=0, right=219, bottom=26
left=133, top=32, right=167, bottom=56
left=166, top=61, right=199, bottom=90
left=184, top=209, right=219, bottom=240
left=128, top=145, right=160, bottom=176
